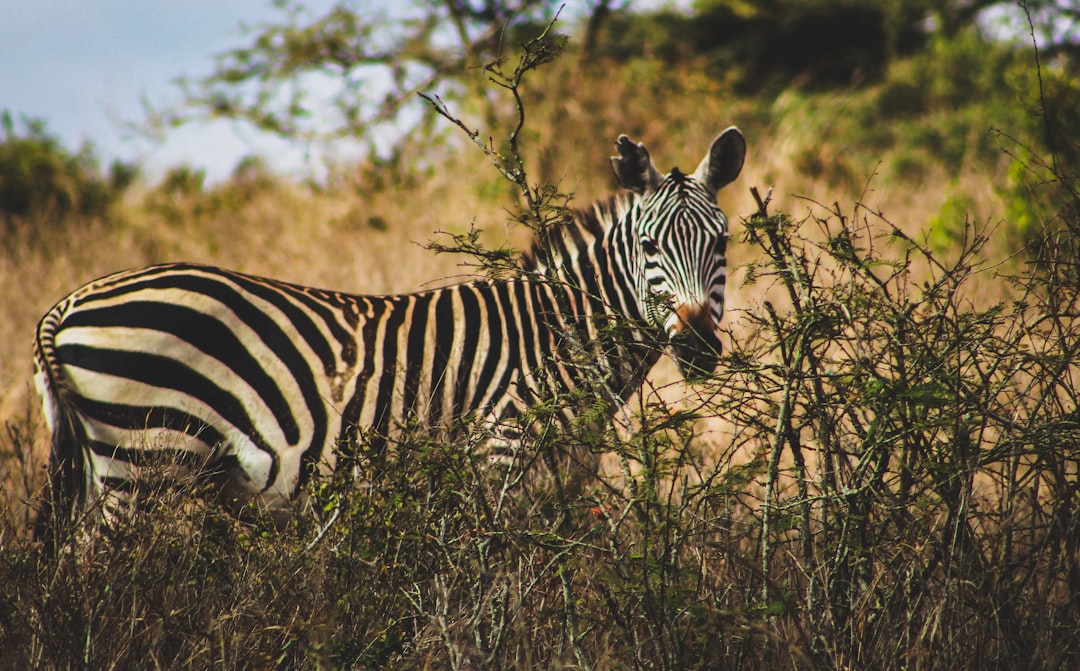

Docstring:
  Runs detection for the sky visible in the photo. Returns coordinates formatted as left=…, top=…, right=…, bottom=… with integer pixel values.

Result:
left=4, top=1, right=1047, bottom=186
left=0, top=0, right=344, bottom=183
left=0, top=0, right=634, bottom=185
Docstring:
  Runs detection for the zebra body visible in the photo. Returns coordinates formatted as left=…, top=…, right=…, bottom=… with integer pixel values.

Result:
left=34, top=129, right=745, bottom=524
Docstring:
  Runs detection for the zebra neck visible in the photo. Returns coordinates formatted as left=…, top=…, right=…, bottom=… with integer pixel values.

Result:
left=516, top=193, right=664, bottom=400
left=530, top=223, right=664, bottom=403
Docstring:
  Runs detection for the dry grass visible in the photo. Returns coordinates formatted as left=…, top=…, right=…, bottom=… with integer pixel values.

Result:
left=4, top=45, right=1078, bottom=668
left=0, top=69, right=1017, bottom=533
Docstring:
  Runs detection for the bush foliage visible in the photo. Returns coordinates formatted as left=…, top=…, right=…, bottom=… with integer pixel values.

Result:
left=3, top=3, right=1080, bottom=670
left=0, top=112, right=134, bottom=236
left=5, top=182, right=1079, bottom=668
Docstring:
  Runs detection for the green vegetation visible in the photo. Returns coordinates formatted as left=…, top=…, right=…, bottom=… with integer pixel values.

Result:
left=0, top=112, right=135, bottom=238
left=2, top=1, right=1080, bottom=668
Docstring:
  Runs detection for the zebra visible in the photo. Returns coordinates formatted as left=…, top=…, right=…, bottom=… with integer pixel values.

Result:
left=33, top=128, right=745, bottom=530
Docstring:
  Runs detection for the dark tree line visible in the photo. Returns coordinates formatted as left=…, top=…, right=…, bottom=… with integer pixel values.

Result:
left=151, top=0, right=1079, bottom=146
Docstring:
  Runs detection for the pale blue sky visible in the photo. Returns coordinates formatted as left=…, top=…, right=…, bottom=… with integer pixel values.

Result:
left=0, top=0, right=363, bottom=182
left=0, top=0, right=633, bottom=183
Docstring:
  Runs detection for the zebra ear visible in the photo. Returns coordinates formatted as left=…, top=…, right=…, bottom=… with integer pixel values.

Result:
left=611, top=135, right=662, bottom=194
left=693, top=127, right=746, bottom=194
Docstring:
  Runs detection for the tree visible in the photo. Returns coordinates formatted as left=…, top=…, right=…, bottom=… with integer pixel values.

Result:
left=0, top=112, right=135, bottom=230
left=148, top=0, right=571, bottom=149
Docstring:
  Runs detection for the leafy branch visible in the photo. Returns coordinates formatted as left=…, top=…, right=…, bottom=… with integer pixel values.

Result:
left=143, top=0, right=563, bottom=148
left=419, top=7, right=567, bottom=215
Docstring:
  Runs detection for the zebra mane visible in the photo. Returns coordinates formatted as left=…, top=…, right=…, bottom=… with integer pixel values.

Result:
left=519, top=192, right=635, bottom=273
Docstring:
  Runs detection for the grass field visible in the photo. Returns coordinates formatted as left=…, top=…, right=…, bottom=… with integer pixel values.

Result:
left=2, top=26, right=1079, bottom=669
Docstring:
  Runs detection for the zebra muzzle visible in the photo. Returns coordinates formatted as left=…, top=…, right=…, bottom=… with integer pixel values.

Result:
left=666, top=302, right=722, bottom=380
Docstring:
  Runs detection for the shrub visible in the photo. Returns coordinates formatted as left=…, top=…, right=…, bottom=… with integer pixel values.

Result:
left=9, top=187, right=1080, bottom=668
left=4, top=10, right=1080, bottom=669
left=145, top=158, right=283, bottom=225
left=0, top=112, right=135, bottom=235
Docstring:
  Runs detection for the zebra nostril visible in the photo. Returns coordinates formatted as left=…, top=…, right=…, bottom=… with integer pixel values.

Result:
left=670, top=331, right=722, bottom=380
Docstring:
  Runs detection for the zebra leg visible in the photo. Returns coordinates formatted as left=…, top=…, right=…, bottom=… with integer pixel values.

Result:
left=81, top=427, right=256, bottom=528
left=84, top=449, right=139, bottom=526
left=33, top=370, right=104, bottom=542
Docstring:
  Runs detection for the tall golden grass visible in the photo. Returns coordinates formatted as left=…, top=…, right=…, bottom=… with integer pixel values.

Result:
left=0, top=54, right=1021, bottom=517
left=6, top=31, right=1080, bottom=661
left=4, top=43, right=1073, bottom=668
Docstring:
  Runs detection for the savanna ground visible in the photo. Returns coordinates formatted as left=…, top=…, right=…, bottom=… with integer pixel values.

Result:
left=1, top=2, right=1080, bottom=668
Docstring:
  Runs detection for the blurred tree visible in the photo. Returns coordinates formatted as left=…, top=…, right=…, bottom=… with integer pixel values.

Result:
left=149, top=0, right=580, bottom=148
left=610, top=0, right=1066, bottom=90
left=1011, top=0, right=1080, bottom=51
left=0, top=111, right=135, bottom=227
left=151, top=0, right=1079, bottom=155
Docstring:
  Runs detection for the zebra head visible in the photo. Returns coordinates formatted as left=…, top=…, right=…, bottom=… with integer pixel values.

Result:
left=611, top=127, right=745, bottom=379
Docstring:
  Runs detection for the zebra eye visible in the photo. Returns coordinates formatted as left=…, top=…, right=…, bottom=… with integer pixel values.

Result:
left=641, top=238, right=660, bottom=256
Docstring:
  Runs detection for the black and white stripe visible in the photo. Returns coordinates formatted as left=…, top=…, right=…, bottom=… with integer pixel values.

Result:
left=34, top=128, right=745, bottom=525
